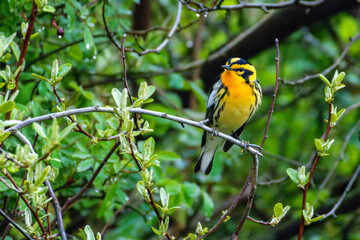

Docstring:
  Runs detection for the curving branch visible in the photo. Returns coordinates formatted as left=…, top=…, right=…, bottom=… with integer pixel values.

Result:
left=322, top=164, right=360, bottom=219
left=4, top=106, right=262, bottom=157
left=137, top=1, right=182, bottom=55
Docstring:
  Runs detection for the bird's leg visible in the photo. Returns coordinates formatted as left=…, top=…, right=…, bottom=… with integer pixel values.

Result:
left=211, top=126, right=219, bottom=140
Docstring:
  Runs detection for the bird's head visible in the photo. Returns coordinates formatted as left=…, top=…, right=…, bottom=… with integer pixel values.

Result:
left=221, top=58, right=257, bottom=85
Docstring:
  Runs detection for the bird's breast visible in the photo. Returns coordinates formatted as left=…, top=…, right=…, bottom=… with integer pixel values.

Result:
left=216, top=82, right=255, bottom=133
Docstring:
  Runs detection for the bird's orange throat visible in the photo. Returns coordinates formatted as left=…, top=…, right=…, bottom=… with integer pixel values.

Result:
left=221, top=71, right=255, bottom=98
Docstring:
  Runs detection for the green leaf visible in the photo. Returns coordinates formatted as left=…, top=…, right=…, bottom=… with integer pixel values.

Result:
left=0, top=71, right=7, bottom=81
left=84, top=27, right=94, bottom=50
left=163, top=216, right=169, bottom=232
left=169, top=73, right=184, bottom=89
left=32, top=73, right=51, bottom=84
left=201, top=191, right=214, bottom=218
left=43, top=5, right=56, bottom=13
left=51, top=59, right=59, bottom=83
left=57, top=63, right=72, bottom=79
left=157, top=151, right=181, bottom=161
left=183, top=181, right=200, bottom=199
left=59, top=122, right=77, bottom=140
left=33, top=122, right=47, bottom=138
left=311, top=214, right=325, bottom=223
left=0, top=132, right=11, bottom=143
left=33, top=166, right=51, bottom=189
left=319, top=74, right=331, bottom=88
left=144, top=86, right=156, bottom=100
left=84, top=225, right=95, bottom=240
left=337, top=108, right=346, bottom=119
left=120, top=89, right=128, bottom=110
left=314, top=138, right=324, bottom=152
left=0, top=101, right=15, bottom=114
left=151, top=226, right=161, bottom=235
left=286, top=168, right=299, bottom=185
left=96, top=232, right=102, bottom=240
left=273, top=203, right=284, bottom=218
left=77, top=159, right=93, bottom=172
left=111, top=88, right=122, bottom=109
left=334, top=71, right=345, bottom=85
left=10, top=41, right=20, bottom=61
left=0, top=33, right=16, bottom=57
left=21, top=22, right=28, bottom=38
left=30, top=32, right=39, bottom=40
left=34, top=0, right=42, bottom=8
left=160, top=187, right=168, bottom=208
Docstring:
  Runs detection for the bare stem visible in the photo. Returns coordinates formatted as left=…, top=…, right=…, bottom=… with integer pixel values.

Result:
left=232, top=154, right=259, bottom=239
left=247, top=216, right=271, bottom=226
left=261, top=38, right=281, bottom=148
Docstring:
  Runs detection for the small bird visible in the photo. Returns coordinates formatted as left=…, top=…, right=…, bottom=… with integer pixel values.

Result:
left=194, top=58, right=262, bottom=174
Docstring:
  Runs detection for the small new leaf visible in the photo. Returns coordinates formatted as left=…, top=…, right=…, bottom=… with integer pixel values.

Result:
left=286, top=168, right=299, bottom=185
left=319, top=74, right=331, bottom=88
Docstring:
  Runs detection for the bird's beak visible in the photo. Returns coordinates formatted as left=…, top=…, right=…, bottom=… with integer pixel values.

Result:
left=221, top=65, right=233, bottom=71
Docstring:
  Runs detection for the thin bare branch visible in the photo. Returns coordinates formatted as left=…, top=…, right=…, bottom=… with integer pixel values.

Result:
left=232, top=154, right=259, bottom=239
left=282, top=32, right=360, bottom=85
left=5, top=107, right=263, bottom=157
left=261, top=38, right=281, bottom=148
left=138, top=1, right=182, bottom=55
left=247, top=216, right=271, bottom=226
left=323, top=164, right=360, bottom=219
left=197, top=173, right=252, bottom=239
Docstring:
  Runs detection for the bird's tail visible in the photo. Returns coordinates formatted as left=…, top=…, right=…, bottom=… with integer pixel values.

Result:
left=194, top=136, right=221, bottom=174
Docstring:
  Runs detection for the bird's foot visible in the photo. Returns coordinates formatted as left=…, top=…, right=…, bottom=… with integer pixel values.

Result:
left=240, top=139, right=262, bottom=152
left=211, top=127, right=219, bottom=140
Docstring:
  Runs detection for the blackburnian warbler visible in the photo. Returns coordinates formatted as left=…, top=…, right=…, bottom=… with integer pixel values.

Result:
left=195, top=58, right=262, bottom=174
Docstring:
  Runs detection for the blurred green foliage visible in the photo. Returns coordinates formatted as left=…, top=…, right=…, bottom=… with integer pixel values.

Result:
left=0, top=0, right=360, bottom=239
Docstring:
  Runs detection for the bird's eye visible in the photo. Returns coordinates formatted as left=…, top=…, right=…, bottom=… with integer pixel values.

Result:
left=239, top=67, right=244, bottom=72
